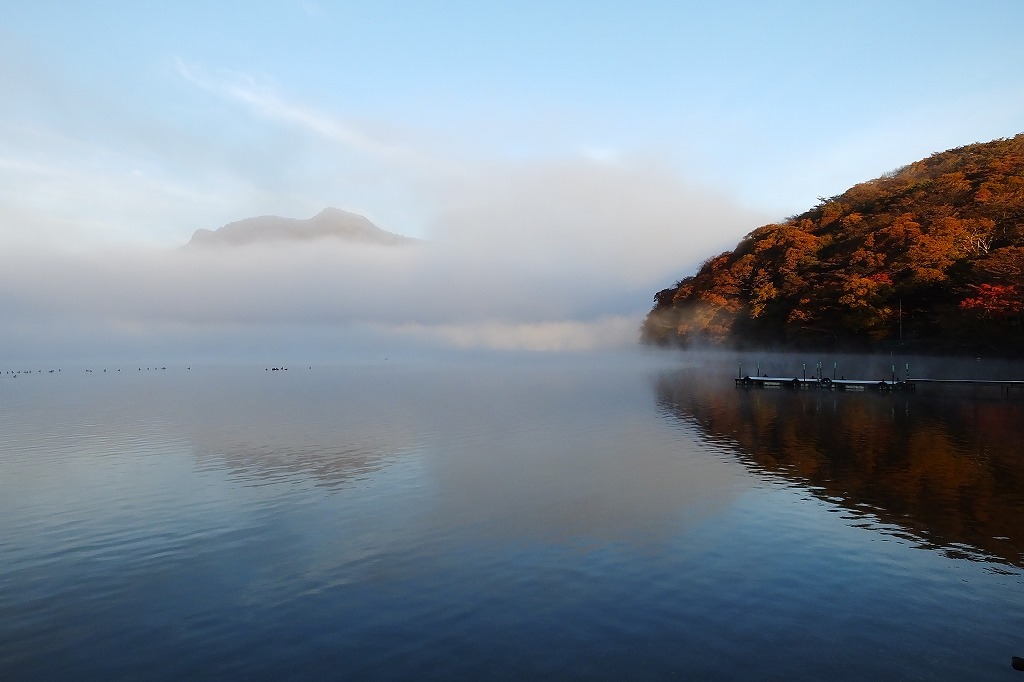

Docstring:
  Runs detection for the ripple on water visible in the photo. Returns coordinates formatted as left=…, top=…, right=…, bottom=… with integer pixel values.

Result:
left=2, top=361, right=1024, bottom=679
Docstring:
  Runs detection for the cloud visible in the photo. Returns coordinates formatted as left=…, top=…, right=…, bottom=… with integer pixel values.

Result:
left=0, top=76, right=768, bottom=361
left=0, top=48, right=315, bottom=248
left=387, top=316, right=640, bottom=352
left=0, top=153, right=765, bottom=363
left=173, top=58, right=368, bottom=149
left=172, top=58, right=444, bottom=173
left=431, top=155, right=768, bottom=284
left=0, top=131, right=259, bottom=249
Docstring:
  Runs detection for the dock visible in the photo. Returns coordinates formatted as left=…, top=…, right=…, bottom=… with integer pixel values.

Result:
left=735, top=376, right=915, bottom=391
left=735, top=375, right=1024, bottom=393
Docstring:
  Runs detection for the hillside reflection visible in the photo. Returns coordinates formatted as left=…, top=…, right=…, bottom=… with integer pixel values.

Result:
left=656, top=368, right=1024, bottom=569
left=161, top=368, right=426, bottom=490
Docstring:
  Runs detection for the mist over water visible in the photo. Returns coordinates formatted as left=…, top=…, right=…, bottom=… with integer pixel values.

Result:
left=0, top=241, right=633, bottom=363
left=0, top=155, right=772, bottom=366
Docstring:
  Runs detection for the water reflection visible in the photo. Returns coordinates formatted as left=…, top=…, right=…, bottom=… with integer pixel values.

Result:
left=181, top=392, right=410, bottom=491
left=656, top=366, right=1024, bottom=569
left=177, top=360, right=752, bottom=544
left=143, top=372, right=416, bottom=489
left=4, top=358, right=1024, bottom=679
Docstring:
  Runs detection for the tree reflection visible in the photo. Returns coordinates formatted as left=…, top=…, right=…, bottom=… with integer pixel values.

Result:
left=656, top=368, right=1024, bottom=569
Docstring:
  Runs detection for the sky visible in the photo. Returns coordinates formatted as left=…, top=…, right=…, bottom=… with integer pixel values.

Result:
left=2, top=1, right=1023, bottom=362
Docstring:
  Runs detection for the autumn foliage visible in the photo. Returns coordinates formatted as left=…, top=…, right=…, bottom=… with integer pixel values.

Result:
left=642, top=134, right=1024, bottom=354
left=656, top=369, right=1024, bottom=568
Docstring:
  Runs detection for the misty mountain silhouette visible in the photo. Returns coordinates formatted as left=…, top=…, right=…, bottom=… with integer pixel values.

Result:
left=186, top=208, right=415, bottom=248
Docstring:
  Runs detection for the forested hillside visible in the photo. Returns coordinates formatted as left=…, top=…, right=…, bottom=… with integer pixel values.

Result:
left=642, top=134, right=1024, bottom=354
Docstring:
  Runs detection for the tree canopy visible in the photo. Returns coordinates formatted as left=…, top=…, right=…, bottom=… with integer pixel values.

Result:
left=641, top=134, right=1024, bottom=354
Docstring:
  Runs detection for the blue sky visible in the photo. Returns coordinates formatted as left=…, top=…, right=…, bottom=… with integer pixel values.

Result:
left=1, top=1, right=1023, bottom=359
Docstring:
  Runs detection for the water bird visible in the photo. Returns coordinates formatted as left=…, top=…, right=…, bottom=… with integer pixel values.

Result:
left=1012, top=656, right=1024, bottom=671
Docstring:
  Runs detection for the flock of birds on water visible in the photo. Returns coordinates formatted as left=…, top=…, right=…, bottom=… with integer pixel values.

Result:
left=3, top=366, right=314, bottom=377
left=4, top=367, right=171, bottom=376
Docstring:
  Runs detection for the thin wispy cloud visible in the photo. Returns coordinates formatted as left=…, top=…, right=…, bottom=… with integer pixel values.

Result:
left=172, top=57, right=438, bottom=170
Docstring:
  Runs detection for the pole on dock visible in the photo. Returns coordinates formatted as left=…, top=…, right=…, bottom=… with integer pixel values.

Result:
left=802, top=363, right=806, bottom=380
left=899, top=299, right=903, bottom=344
left=738, top=363, right=742, bottom=380
left=833, top=362, right=837, bottom=380
left=891, top=365, right=896, bottom=383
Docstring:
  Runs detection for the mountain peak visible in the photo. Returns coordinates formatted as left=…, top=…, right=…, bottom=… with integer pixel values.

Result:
left=186, top=208, right=414, bottom=248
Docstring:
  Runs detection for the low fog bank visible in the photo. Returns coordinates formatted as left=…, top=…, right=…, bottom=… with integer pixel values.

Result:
left=1, top=157, right=768, bottom=365
left=0, top=239, right=663, bottom=365
left=428, top=157, right=765, bottom=286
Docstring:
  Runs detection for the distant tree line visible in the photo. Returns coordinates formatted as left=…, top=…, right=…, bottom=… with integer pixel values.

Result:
left=642, top=134, right=1024, bottom=354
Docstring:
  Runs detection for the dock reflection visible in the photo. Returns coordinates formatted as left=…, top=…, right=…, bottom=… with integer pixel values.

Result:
left=656, top=367, right=1024, bottom=569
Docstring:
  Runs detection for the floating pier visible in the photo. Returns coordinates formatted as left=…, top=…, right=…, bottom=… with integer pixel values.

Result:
left=734, top=363, right=1024, bottom=394
left=735, top=375, right=915, bottom=391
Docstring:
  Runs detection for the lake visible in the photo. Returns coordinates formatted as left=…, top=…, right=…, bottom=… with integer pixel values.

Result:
left=2, top=351, right=1023, bottom=679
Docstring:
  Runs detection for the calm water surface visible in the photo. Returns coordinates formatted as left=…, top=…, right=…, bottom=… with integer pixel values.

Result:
left=2, top=353, right=1023, bottom=679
